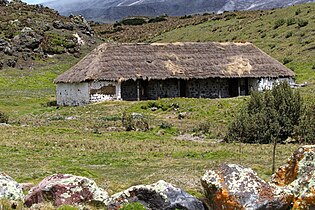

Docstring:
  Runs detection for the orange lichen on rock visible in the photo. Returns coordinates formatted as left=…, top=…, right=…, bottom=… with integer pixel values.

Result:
left=271, top=146, right=310, bottom=186
left=212, top=189, right=243, bottom=210
left=292, top=187, right=315, bottom=209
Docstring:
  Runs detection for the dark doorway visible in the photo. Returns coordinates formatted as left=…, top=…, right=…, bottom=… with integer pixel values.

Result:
left=180, top=80, right=187, bottom=97
left=140, top=80, right=149, bottom=100
left=229, top=79, right=239, bottom=97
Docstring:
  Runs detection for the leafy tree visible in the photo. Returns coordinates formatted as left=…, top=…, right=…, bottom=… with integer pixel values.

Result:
left=225, top=82, right=303, bottom=144
left=296, top=104, right=315, bottom=143
left=225, top=82, right=305, bottom=173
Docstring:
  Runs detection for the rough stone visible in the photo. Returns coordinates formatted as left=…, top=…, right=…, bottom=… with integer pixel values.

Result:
left=0, top=0, right=8, bottom=5
left=0, top=172, right=24, bottom=201
left=7, top=59, right=17, bottom=68
left=24, top=174, right=109, bottom=207
left=15, top=30, right=42, bottom=50
left=106, top=180, right=204, bottom=210
left=201, top=164, right=293, bottom=210
left=271, top=145, right=315, bottom=209
left=53, top=21, right=74, bottom=31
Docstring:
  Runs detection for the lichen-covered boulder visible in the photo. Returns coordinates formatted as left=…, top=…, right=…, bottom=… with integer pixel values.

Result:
left=0, top=172, right=24, bottom=201
left=106, top=180, right=204, bottom=210
left=271, top=145, right=315, bottom=209
left=201, top=164, right=293, bottom=210
left=24, top=174, right=108, bottom=207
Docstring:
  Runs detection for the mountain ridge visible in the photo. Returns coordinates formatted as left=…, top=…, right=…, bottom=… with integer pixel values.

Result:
left=41, top=0, right=315, bottom=22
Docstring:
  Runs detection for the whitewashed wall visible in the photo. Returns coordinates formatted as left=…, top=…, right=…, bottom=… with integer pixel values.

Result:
left=56, top=83, right=89, bottom=106
left=250, top=77, right=294, bottom=92
left=56, top=81, right=121, bottom=106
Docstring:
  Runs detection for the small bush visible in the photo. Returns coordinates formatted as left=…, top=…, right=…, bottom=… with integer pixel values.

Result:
left=295, top=8, right=302, bottom=15
left=285, top=31, right=293, bottom=38
left=269, top=44, right=276, bottom=49
left=100, top=115, right=121, bottom=121
left=283, top=57, right=293, bottom=65
left=159, top=121, right=173, bottom=129
left=274, top=19, right=285, bottom=29
left=122, top=112, right=149, bottom=131
left=57, top=205, right=79, bottom=210
left=120, top=18, right=147, bottom=26
left=179, top=15, right=193, bottom=19
left=120, top=202, right=146, bottom=210
left=286, top=18, right=296, bottom=26
left=297, top=19, right=308, bottom=27
left=0, top=111, right=9, bottom=123
left=148, top=15, right=167, bottom=23
left=141, top=101, right=170, bottom=111
left=312, top=64, right=315, bottom=70
left=260, top=33, right=266, bottom=38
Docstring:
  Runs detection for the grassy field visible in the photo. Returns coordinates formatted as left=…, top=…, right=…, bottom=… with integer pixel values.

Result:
left=0, top=3, right=313, bottom=204
left=0, top=62, right=301, bottom=196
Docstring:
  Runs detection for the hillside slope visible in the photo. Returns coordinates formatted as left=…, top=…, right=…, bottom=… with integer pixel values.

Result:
left=0, top=0, right=97, bottom=70
left=151, top=3, right=315, bottom=86
left=43, top=0, right=315, bottom=22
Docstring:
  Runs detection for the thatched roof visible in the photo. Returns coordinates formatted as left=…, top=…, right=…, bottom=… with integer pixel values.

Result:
left=55, top=42, right=295, bottom=83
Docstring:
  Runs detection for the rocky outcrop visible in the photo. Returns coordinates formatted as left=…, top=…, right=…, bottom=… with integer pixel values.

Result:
left=24, top=174, right=109, bottom=208
left=0, top=172, right=24, bottom=201
left=0, top=1, right=97, bottom=69
left=0, top=0, right=8, bottom=5
left=271, top=145, right=315, bottom=209
left=106, top=180, right=204, bottom=210
left=201, top=164, right=293, bottom=210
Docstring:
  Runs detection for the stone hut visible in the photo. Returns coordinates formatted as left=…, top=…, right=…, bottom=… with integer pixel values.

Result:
left=54, top=42, right=295, bottom=106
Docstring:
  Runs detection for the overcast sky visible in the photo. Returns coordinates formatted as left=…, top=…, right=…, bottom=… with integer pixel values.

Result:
left=21, top=0, right=52, bottom=4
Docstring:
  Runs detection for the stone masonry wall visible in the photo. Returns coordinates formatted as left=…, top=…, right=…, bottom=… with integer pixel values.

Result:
left=121, top=80, right=138, bottom=100
left=187, top=79, right=229, bottom=98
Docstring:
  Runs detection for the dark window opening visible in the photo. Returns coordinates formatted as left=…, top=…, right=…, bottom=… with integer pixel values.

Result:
left=90, top=85, right=116, bottom=95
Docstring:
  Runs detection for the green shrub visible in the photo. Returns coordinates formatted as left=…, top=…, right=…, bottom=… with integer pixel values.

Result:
left=148, top=15, right=168, bottom=23
left=260, top=33, right=266, bottom=38
left=295, top=8, right=302, bottom=15
left=0, top=111, right=8, bottom=124
left=297, top=19, right=308, bottom=27
left=57, top=205, right=79, bottom=210
left=312, top=64, right=315, bottom=70
left=283, top=57, right=293, bottom=65
left=296, top=104, right=315, bottom=144
left=285, top=31, right=293, bottom=38
left=225, top=82, right=303, bottom=144
left=100, top=115, right=121, bottom=121
left=273, top=19, right=285, bottom=29
left=286, top=18, right=296, bottom=26
left=120, top=202, right=146, bottom=210
left=120, top=18, right=147, bottom=26
left=179, top=15, right=193, bottom=19
left=140, top=101, right=171, bottom=111
left=159, top=121, right=173, bottom=129
left=122, top=112, right=149, bottom=131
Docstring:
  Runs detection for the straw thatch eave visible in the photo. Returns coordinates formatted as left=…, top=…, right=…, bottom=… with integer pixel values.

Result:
left=54, top=42, right=295, bottom=84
